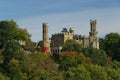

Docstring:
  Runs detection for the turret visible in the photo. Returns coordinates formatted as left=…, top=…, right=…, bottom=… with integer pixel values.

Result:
left=43, top=23, right=48, bottom=41
left=42, top=23, right=50, bottom=53
left=89, top=20, right=98, bottom=38
left=89, top=20, right=99, bottom=49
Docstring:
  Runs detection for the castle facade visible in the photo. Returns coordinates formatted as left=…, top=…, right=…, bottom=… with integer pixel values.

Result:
left=39, top=20, right=99, bottom=54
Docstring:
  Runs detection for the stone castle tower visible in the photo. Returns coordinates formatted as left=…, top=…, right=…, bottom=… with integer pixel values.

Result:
left=89, top=20, right=99, bottom=49
left=43, top=23, right=48, bottom=42
left=42, top=23, right=50, bottom=53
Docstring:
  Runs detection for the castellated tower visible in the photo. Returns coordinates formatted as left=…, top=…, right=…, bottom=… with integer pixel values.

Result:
left=43, top=23, right=48, bottom=41
left=42, top=23, right=50, bottom=53
left=89, top=20, right=98, bottom=38
left=89, top=20, right=99, bottom=49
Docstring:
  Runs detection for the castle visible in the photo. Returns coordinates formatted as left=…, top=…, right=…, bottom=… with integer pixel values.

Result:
left=39, top=20, right=99, bottom=54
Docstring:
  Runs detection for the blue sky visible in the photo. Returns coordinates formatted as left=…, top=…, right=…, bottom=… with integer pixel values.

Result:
left=0, top=0, right=120, bottom=42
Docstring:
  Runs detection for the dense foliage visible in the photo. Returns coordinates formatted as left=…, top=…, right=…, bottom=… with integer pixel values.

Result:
left=99, top=32, right=120, bottom=61
left=0, top=20, right=120, bottom=80
left=0, top=20, right=29, bottom=48
left=62, top=40, right=82, bottom=53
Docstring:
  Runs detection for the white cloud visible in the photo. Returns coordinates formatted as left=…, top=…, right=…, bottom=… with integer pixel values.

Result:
left=17, top=8, right=120, bottom=42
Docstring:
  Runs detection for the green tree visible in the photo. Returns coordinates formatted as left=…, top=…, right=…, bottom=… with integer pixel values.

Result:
left=64, top=65, right=91, bottom=80
left=59, top=55, right=77, bottom=71
left=2, top=40, right=20, bottom=64
left=88, top=64, right=107, bottom=80
left=0, top=20, right=31, bottom=49
left=0, top=40, right=28, bottom=80
left=58, top=51, right=89, bottom=71
left=107, top=60, right=120, bottom=69
left=83, top=47, right=107, bottom=65
left=99, top=32, right=120, bottom=61
left=18, top=29, right=31, bottom=41
left=0, top=20, right=19, bottom=48
left=62, top=40, right=82, bottom=53
left=7, top=58, right=27, bottom=80
left=105, top=67, right=120, bottom=80
left=21, top=52, right=60, bottom=80
left=0, top=72, right=10, bottom=80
